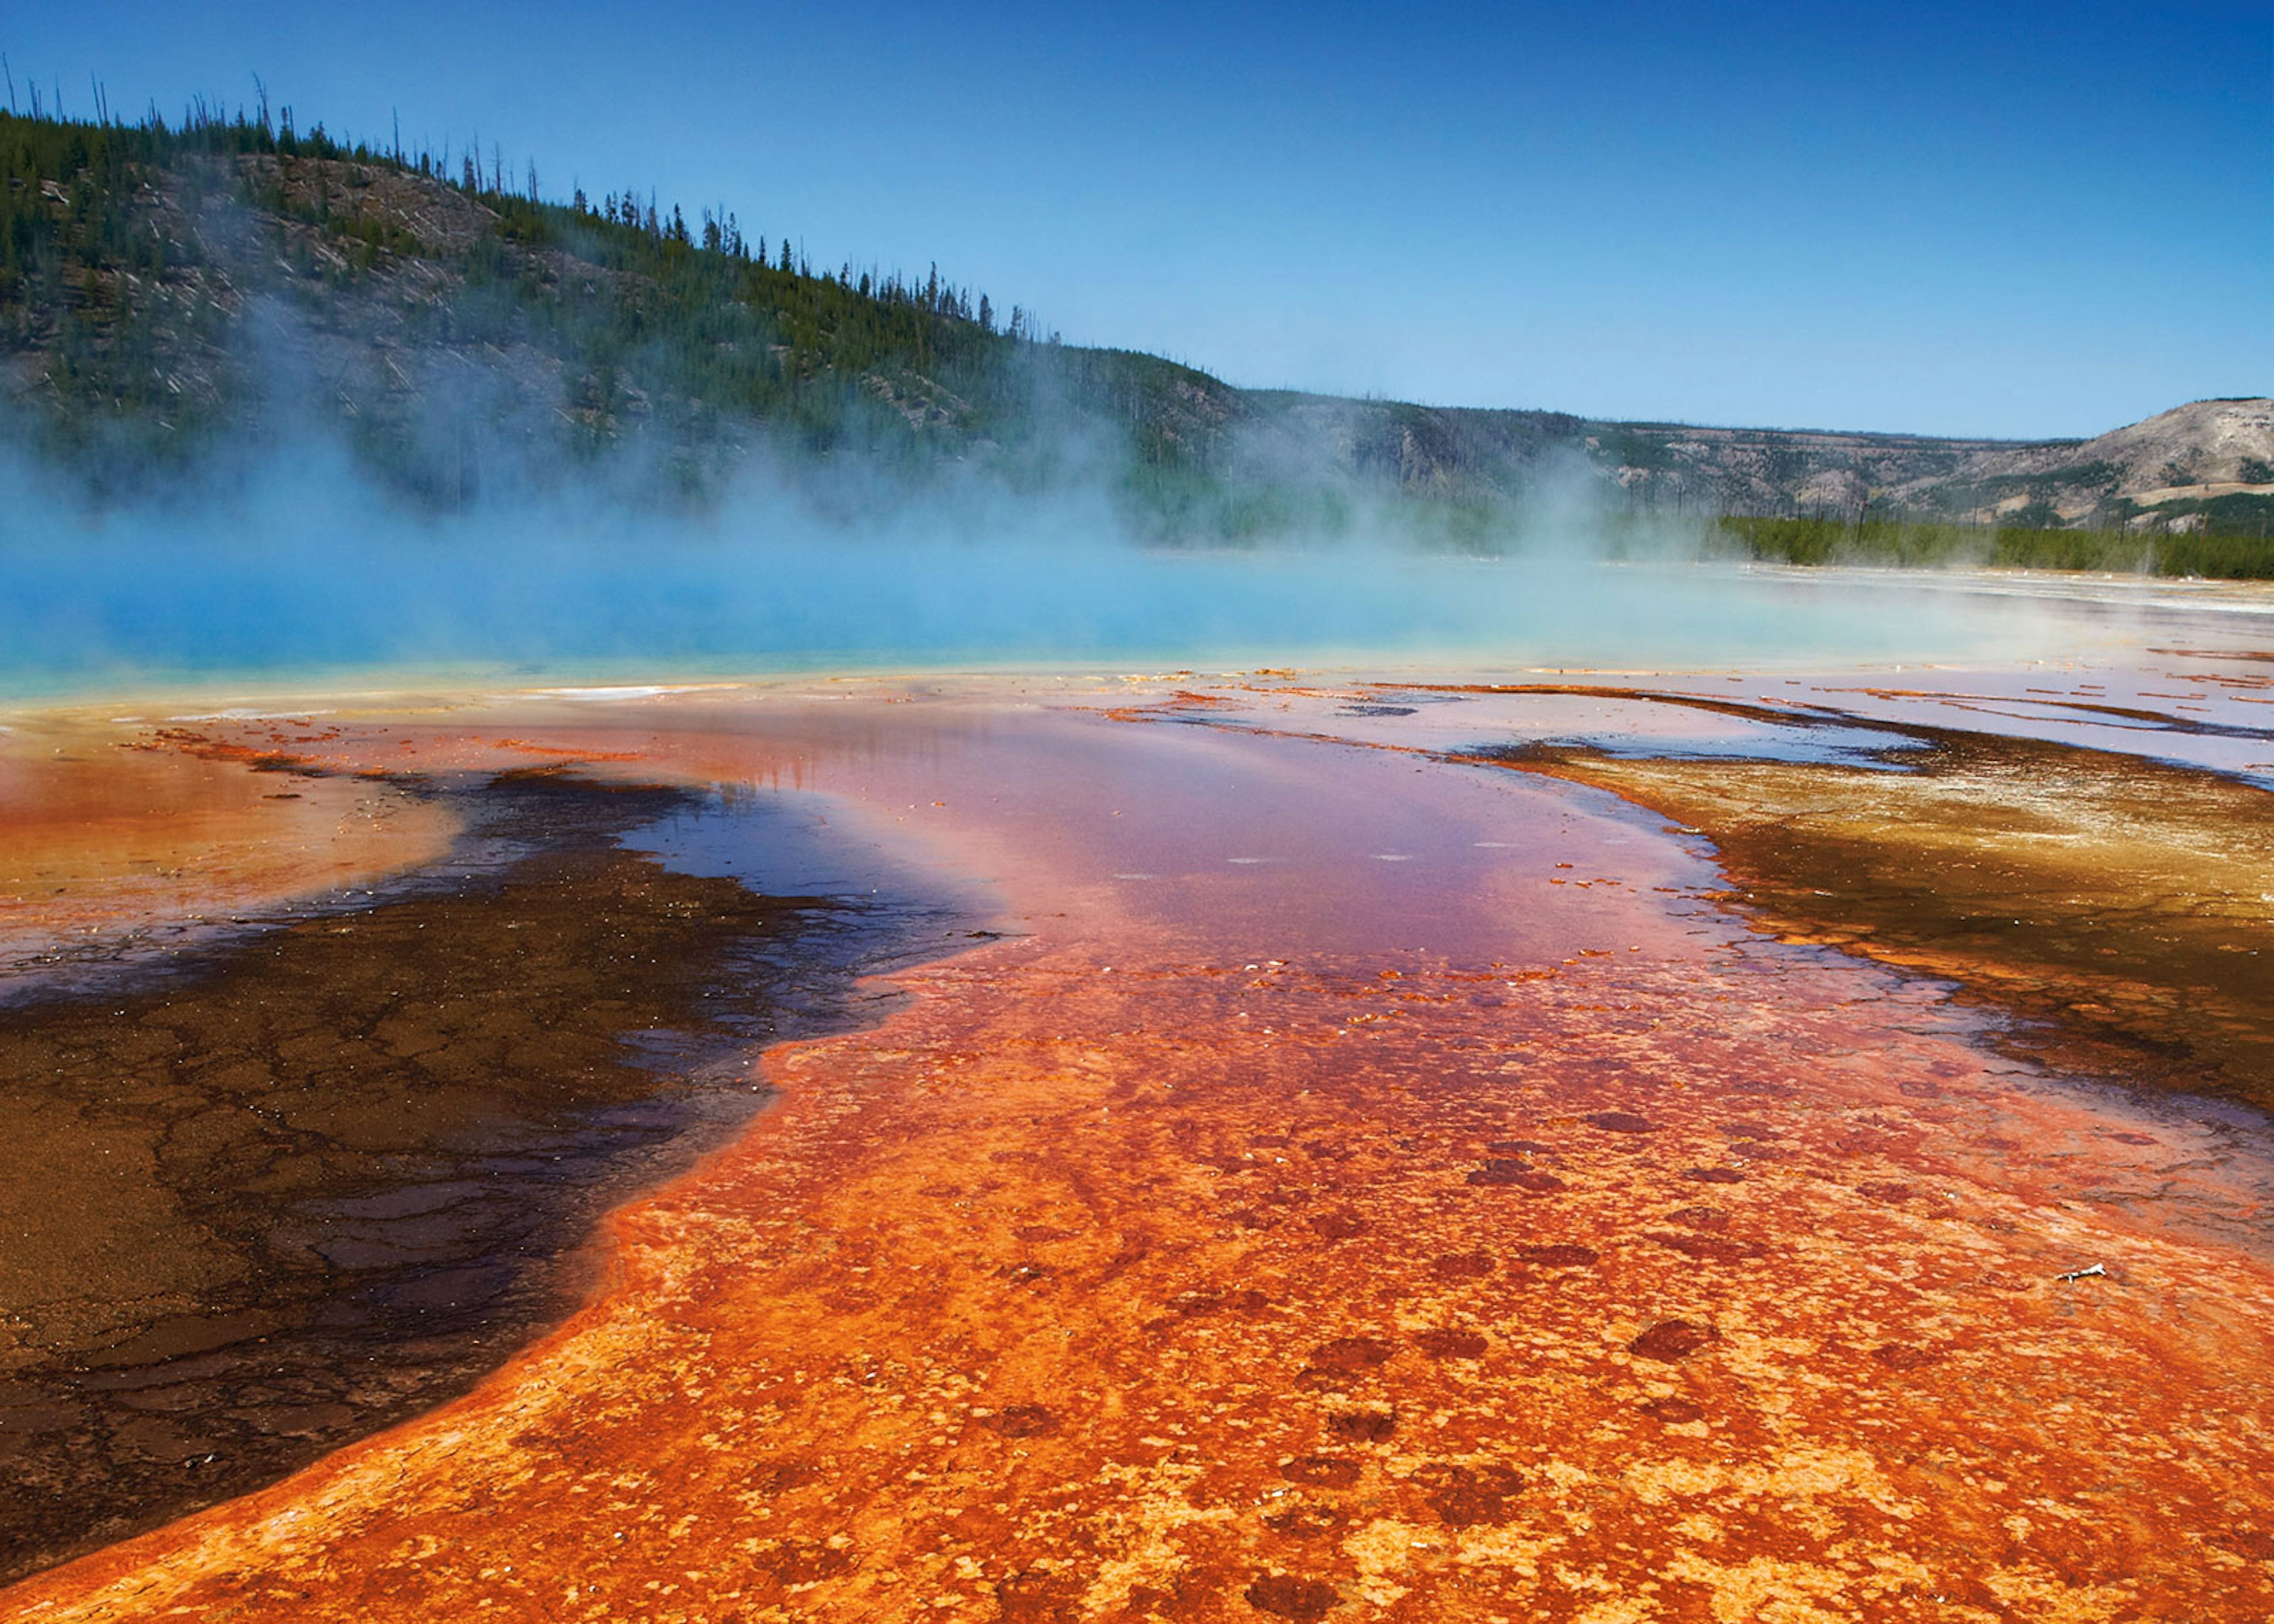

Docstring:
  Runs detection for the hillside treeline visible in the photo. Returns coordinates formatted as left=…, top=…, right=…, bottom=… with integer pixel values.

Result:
left=4, top=99, right=2270, bottom=575
left=1, top=98, right=1245, bottom=509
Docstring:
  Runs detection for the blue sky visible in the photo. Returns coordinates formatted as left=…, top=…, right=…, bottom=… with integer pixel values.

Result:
left=4, top=0, right=2267, bottom=438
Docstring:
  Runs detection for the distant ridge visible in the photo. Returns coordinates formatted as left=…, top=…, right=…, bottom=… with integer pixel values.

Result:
left=1936, top=399, right=2274, bottom=525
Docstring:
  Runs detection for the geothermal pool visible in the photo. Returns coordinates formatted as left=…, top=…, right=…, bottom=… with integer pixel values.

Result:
left=2, top=587, right=2272, bottom=1620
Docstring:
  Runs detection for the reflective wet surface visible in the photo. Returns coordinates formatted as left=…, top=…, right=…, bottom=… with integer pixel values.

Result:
left=2, top=635, right=2272, bottom=1621
left=1476, top=727, right=2274, bottom=1115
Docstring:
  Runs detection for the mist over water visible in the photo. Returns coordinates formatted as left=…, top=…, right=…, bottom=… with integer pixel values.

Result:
left=0, top=433, right=2087, bottom=702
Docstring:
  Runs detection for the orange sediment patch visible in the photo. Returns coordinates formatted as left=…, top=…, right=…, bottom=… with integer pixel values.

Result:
left=0, top=715, right=457, bottom=965
left=4, top=685, right=2273, bottom=1621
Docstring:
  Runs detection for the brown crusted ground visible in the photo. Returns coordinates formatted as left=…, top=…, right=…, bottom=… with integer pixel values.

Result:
left=4, top=688, right=2273, bottom=1622
left=1483, top=730, right=2274, bottom=1114
left=0, top=762, right=866, bottom=1586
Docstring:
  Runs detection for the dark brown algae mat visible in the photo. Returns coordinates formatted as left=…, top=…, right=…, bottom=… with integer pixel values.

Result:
left=0, top=763, right=963, bottom=1586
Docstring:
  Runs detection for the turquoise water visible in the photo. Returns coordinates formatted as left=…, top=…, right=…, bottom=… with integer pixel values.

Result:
left=0, top=525, right=2114, bottom=705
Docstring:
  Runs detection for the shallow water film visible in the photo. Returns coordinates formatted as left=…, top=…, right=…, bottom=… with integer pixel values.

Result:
left=3, top=594, right=2273, bottom=1621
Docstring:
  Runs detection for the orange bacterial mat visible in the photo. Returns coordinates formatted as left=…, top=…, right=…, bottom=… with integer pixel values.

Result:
left=3, top=670, right=2271, bottom=1623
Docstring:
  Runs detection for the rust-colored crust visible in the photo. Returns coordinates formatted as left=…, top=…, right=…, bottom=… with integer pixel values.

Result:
left=4, top=688, right=2272, bottom=1622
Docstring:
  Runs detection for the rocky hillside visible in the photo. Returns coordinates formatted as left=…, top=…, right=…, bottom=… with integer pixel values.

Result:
left=1147, top=388, right=2269, bottom=539
left=1, top=107, right=2263, bottom=542
left=1912, top=398, right=2274, bottom=532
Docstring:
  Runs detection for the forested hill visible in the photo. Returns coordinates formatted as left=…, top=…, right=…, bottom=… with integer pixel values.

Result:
left=3, top=103, right=2267, bottom=558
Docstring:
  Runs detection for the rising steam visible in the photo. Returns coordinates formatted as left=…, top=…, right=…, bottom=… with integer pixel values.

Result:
left=0, top=368, right=2082, bottom=700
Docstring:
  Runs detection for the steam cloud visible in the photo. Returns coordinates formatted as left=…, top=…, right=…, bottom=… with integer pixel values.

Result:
left=0, top=357, right=2081, bottom=700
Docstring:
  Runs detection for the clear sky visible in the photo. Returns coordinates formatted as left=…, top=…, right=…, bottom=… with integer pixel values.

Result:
left=4, top=0, right=2267, bottom=438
